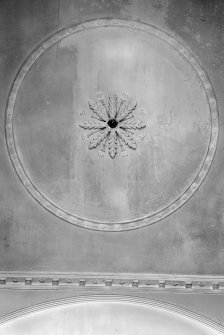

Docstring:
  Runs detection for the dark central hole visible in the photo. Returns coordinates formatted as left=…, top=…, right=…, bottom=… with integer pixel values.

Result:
left=108, top=118, right=118, bottom=129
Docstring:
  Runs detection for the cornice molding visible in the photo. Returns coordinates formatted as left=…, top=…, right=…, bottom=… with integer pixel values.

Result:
left=0, top=272, right=223, bottom=293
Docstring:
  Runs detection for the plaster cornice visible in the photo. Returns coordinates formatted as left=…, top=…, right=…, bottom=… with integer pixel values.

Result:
left=0, top=272, right=223, bottom=293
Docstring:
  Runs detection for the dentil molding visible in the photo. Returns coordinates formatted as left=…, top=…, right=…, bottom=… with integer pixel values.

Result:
left=0, top=272, right=223, bottom=293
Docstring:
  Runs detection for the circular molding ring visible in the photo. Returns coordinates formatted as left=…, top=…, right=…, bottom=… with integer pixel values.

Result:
left=5, top=19, right=219, bottom=231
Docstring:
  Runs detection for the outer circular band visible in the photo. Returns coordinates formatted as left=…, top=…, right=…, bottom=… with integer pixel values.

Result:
left=5, top=19, right=219, bottom=231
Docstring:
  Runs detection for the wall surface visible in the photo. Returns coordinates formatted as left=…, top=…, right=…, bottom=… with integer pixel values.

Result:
left=0, top=0, right=224, bottom=276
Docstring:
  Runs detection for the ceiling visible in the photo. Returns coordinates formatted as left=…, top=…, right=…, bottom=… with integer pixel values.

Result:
left=0, top=0, right=224, bottom=282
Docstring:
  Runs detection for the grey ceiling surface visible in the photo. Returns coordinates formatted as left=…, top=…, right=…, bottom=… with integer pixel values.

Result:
left=0, top=0, right=224, bottom=275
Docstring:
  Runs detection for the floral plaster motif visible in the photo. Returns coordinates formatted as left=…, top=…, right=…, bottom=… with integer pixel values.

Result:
left=79, top=92, right=146, bottom=158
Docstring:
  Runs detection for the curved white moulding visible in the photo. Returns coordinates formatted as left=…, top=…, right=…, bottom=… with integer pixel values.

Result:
left=0, top=295, right=223, bottom=335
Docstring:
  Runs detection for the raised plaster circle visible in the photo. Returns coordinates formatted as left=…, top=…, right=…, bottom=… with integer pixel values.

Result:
left=5, top=19, right=219, bottom=231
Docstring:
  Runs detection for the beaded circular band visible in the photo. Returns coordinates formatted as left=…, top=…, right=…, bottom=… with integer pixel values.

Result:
left=5, top=19, right=219, bottom=231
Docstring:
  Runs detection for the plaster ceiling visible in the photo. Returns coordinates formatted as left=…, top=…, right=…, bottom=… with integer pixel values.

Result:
left=0, top=0, right=224, bottom=277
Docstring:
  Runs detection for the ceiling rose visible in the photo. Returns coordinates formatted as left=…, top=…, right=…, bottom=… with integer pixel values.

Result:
left=79, top=92, right=146, bottom=159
